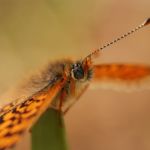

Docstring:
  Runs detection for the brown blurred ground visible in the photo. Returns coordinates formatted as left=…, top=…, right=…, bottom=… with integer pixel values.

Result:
left=0, top=0, right=150, bottom=150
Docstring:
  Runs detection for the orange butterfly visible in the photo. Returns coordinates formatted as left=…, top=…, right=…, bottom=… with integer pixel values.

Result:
left=0, top=18, right=149, bottom=150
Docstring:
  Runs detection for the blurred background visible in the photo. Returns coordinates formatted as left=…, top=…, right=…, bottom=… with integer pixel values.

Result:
left=0, top=0, right=150, bottom=150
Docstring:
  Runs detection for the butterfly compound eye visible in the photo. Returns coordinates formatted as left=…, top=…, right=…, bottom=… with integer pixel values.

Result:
left=72, top=63, right=84, bottom=80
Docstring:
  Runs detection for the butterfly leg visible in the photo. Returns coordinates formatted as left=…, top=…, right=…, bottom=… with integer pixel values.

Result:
left=63, top=84, right=89, bottom=114
left=57, top=87, right=67, bottom=125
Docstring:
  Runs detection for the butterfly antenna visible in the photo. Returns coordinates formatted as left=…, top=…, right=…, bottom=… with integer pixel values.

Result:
left=86, top=18, right=150, bottom=59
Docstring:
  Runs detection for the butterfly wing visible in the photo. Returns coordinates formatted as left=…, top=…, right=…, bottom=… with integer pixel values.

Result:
left=92, top=64, right=150, bottom=91
left=0, top=98, right=23, bottom=115
left=0, top=76, right=66, bottom=150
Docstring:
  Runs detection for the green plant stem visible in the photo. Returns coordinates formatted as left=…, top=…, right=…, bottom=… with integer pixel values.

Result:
left=31, top=108, right=68, bottom=150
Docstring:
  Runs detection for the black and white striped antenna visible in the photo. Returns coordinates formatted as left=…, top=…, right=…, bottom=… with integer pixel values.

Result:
left=86, top=18, right=150, bottom=59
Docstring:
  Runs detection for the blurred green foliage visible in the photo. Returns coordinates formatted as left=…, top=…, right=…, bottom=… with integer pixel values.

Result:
left=32, top=108, right=68, bottom=150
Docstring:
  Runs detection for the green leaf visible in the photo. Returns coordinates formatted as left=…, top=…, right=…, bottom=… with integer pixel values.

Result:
left=31, top=108, right=68, bottom=150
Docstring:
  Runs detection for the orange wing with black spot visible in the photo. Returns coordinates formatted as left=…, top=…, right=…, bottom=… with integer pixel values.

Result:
left=0, top=77, right=66, bottom=150
left=92, top=64, right=150, bottom=91
left=0, top=98, right=21, bottom=115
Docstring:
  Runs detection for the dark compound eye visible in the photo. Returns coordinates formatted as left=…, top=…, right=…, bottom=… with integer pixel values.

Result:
left=72, top=63, right=84, bottom=80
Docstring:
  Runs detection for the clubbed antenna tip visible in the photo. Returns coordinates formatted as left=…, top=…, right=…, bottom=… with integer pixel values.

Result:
left=143, top=18, right=150, bottom=26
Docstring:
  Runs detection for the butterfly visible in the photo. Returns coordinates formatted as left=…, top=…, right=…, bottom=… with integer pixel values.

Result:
left=0, top=18, right=149, bottom=150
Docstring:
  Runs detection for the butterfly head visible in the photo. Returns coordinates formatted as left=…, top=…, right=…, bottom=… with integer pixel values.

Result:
left=71, top=57, right=93, bottom=81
